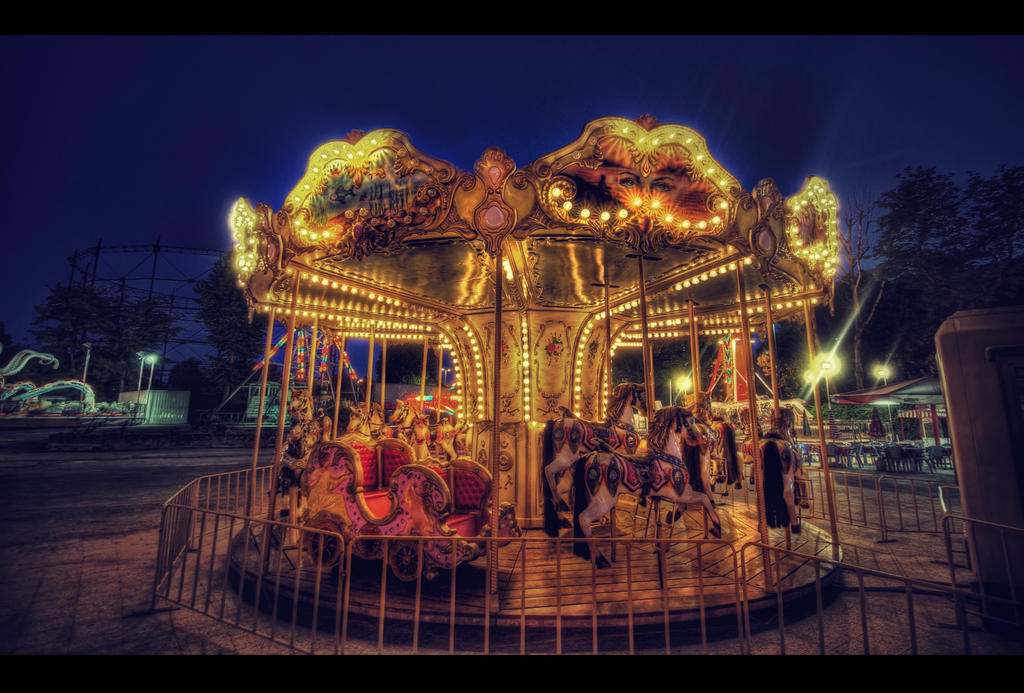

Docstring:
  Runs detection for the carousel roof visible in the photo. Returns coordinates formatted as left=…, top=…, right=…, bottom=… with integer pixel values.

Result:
left=229, top=115, right=839, bottom=344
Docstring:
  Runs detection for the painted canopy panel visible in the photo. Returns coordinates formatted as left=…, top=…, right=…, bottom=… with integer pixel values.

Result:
left=230, top=116, right=839, bottom=328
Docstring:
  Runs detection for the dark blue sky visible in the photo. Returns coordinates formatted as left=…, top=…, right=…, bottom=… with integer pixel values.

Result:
left=3, top=35, right=1023, bottom=354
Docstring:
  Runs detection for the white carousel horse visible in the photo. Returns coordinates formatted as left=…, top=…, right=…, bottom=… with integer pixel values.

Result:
left=571, top=405, right=723, bottom=568
left=758, top=407, right=806, bottom=534
left=388, top=399, right=420, bottom=443
left=342, top=401, right=386, bottom=439
left=541, top=382, right=647, bottom=537
left=364, top=402, right=386, bottom=438
left=453, top=419, right=469, bottom=456
left=435, top=415, right=459, bottom=461
left=409, top=412, right=433, bottom=461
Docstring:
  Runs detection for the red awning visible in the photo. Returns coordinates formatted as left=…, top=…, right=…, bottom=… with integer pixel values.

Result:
left=832, top=376, right=944, bottom=405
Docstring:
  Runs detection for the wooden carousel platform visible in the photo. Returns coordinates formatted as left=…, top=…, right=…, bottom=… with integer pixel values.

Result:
left=226, top=491, right=841, bottom=646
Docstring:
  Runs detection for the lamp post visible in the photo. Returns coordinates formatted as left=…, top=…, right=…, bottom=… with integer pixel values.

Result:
left=80, top=342, right=92, bottom=401
left=819, top=353, right=837, bottom=409
left=145, top=353, right=157, bottom=393
left=874, top=364, right=894, bottom=440
left=673, top=375, right=691, bottom=405
left=805, top=351, right=842, bottom=435
left=135, top=351, right=157, bottom=419
left=136, top=351, right=147, bottom=396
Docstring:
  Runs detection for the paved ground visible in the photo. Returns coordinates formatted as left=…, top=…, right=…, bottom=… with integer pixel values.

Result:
left=0, top=434, right=1020, bottom=655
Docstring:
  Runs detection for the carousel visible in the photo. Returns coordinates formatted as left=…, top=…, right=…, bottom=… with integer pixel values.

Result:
left=222, top=115, right=846, bottom=638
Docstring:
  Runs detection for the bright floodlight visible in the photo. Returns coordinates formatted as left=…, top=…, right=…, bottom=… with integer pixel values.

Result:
left=679, top=376, right=692, bottom=392
left=806, top=352, right=842, bottom=384
left=873, top=364, right=892, bottom=380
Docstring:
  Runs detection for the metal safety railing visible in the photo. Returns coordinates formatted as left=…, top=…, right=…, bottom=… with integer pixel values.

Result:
left=151, top=504, right=755, bottom=654
left=943, top=514, right=1024, bottom=650
left=798, top=469, right=962, bottom=541
left=151, top=490, right=1021, bottom=654
left=151, top=459, right=1024, bottom=654
left=734, top=540, right=1004, bottom=654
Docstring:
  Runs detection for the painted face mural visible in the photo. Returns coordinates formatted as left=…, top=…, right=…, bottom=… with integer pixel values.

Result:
left=560, top=136, right=717, bottom=224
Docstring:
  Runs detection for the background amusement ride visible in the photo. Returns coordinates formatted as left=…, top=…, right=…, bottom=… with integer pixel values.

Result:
left=224, top=114, right=846, bottom=582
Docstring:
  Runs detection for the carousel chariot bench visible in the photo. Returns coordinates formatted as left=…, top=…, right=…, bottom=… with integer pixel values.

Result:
left=299, top=436, right=519, bottom=581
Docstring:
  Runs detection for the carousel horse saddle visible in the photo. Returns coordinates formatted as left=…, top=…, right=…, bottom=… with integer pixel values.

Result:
left=588, top=443, right=661, bottom=505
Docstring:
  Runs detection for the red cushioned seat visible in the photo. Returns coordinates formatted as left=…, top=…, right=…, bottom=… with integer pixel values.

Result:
left=363, top=490, right=392, bottom=518
left=446, top=513, right=480, bottom=537
left=380, top=447, right=407, bottom=485
left=354, top=445, right=378, bottom=489
left=451, top=470, right=487, bottom=513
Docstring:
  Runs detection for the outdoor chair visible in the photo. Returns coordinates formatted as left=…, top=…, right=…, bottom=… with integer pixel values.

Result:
left=926, top=445, right=950, bottom=472
left=883, top=445, right=903, bottom=472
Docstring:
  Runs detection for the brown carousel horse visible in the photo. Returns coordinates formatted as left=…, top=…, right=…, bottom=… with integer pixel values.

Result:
left=542, top=382, right=647, bottom=537
left=571, top=405, right=723, bottom=568
left=684, top=391, right=724, bottom=499
left=279, top=388, right=332, bottom=521
left=284, top=389, right=332, bottom=469
left=711, top=415, right=743, bottom=495
left=759, top=407, right=806, bottom=534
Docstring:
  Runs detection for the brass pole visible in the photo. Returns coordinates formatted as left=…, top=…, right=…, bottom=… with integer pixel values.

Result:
left=420, top=339, right=429, bottom=413
left=803, top=300, right=840, bottom=559
left=333, top=335, right=345, bottom=439
left=247, top=312, right=275, bottom=517
left=735, top=265, right=769, bottom=549
left=636, top=253, right=656, bottom=415
left=688, top=299, right=701, bottom=399
left=365, top=326, right=375, bottom=412
left=435, top=344, right=443, bottom=424
left=267, top=271, right=300, bottom=524
left=380, top=340, right=388, bottom=418
left=490, top=242, right=504, bottom=595
left=307, top=314, right=319, bottom=394
left=590, top=278, right=619, bottom=419
left=761, top=285, right=781, bottom=415
left=603, top=284, right=613, bottom=419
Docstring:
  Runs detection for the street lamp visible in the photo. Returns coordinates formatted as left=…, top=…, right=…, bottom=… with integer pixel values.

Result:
left=136, top=351, right=158, bottom=416
left=668, top=374, right=691, bottom=406
left=678, top=375, right=691, bottom=404
left=805, top=351, right=843, bottom=421
left=873, top=363, right=895, bottom=440
left=145, top=353, right=158, bottom=394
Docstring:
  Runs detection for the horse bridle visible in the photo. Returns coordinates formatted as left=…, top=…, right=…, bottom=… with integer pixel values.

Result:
left=631, top=385, right=648, bottom=418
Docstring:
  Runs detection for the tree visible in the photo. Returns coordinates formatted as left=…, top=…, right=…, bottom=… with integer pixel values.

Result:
left=836, top=196, right=886, bottom=389
left=194, top=255, right=268, bottom=402
left=28, top=280, right=177, bottom=399
left=864, top=164, right=1024, bottom=381
left=376, top=342, right=440, bottom=385
left=964, top=165, right=1024, bottom=307
left=28, top=282, right=108, bottom=384
left=168, top=356, right=218, bottom=422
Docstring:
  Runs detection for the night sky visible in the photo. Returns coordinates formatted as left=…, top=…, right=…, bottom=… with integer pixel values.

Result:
left=3, top=35, right=1023, bottom=375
